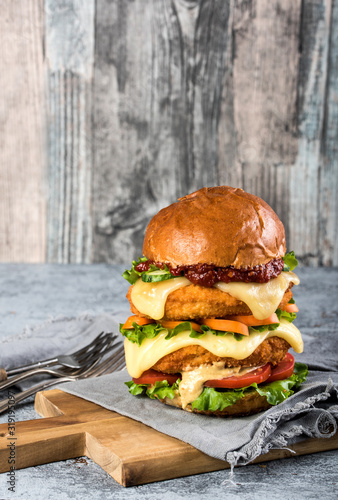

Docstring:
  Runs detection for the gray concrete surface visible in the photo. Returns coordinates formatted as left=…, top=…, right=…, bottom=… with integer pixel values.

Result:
left=0, top=264, right=337, bottom=500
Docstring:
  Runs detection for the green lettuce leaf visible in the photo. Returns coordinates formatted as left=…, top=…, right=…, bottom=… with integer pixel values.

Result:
left=165, top=321, right=196, bottom=340
left=119, top=322, right=165, bottom=346
left=122, top=257, right=175, bottom=284
left=125, top=380, right=147, bottom=396
left=256, top=362, right=308, bottom=404
left=276, top=308, right=297, bottom=323
left=125, top=379, right=180, bottom=400
left=146, top=379, right=181, bottom=400
left=191, top=386, right=247, bottom=412
left=125, top=362, right=308, bottom=412
left=249, top=323, right=280, bottom=333
left=255, top=378, right=295, bottom=405
left=122, top=257, right=148, bottom=284
left=291, top=361, right=309, bottom=388
left=282, top=251, right=298, bottom=272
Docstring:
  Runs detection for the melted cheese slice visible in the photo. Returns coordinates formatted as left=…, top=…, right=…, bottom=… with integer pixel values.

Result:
left=214, top=272, right=299, bottom=320
left=131, top=277, right=190, bottom=320
left=179, top=363, right=260, bottom=409
left=124, top=318, right=303, bottom=378
left=131, top=272, right=299, bottom=321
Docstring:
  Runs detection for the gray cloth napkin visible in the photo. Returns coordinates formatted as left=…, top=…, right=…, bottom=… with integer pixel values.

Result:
left=1, top=313, right=337, bottom=477
left=62, top=370, right=338, bottom=473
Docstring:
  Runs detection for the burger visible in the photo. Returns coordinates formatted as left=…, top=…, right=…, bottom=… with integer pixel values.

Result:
left=120, top=186, right=308, bottom=417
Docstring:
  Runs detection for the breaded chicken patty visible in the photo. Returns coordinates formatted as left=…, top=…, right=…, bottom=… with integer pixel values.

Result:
left=127, top=283, right=294, bottom=320
left=152, top=336, right=290, bottom=373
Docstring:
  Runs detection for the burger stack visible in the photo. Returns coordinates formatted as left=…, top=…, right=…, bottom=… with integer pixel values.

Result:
left=120, top=186, right=308, bottom=417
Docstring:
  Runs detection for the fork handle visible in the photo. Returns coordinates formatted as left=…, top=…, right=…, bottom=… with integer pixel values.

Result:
left=0, top=377, right=72, bottom=414
left=0, top=369, right=7, bottom=382
left=5, top=358, right=58, bottom=377
left=0, top=367, right=65, bottom=391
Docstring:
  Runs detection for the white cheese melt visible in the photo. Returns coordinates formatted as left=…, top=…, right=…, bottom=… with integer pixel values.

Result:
left=131, top=277, right=190, bottom=320
left=179, top=363, right=260, bottom=409
left=124, top=318, right=303, bottom=378
left=214, top=272, right=300, bottom=320
left=130, top=272, right=299, bottom=321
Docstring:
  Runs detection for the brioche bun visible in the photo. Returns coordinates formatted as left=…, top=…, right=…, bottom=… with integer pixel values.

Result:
left=143, top=186, right=286, bottom=268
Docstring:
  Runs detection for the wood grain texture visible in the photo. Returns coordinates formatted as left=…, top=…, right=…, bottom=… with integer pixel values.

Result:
left=92, top=0, right=234, bottom=263
left=45, top=0, right=95, bottom=263
left=92, top=0, right=338, bottom=266
left=231, top=0, right=301, bottom=232
left=0, top=0, right=337, bottom=265
left=289, top=0, right=331, bottom=266
left=0, top=389, right=337, bottom=487
left=0, top=0, right=46, bottom=262
left=319, top=0, right=338, bottom=266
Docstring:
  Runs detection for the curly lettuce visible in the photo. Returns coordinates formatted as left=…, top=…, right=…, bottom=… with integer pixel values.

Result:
left=119, top=322, right=166, bottom=346
left=120, top=321, right=247, bottom=346
left=122, top=257, right=174, bottom=284
left=125, top=379, right=181, bottom=400
left=282, top=251, right=298, bottom=272
left=125, top=362, right=309, bottom=412
left=122, top=257, right=148, bottom=284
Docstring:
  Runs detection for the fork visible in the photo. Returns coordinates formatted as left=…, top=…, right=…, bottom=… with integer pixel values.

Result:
left=0, top=342, right=126, bottom=414
left=0, top=331, right=111, bottom=382
left=0, top=332, right=115, bottom=391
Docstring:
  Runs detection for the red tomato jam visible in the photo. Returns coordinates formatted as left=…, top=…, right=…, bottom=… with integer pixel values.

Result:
left=135, top=258, right=284, bottom=287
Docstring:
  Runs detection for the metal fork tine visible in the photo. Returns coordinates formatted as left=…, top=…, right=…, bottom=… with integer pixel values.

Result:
left=73, top=342, right=119, bottom=378
left=74, top=333, right=112, bottom=360
left=86, top=344, right=125, bottom=378
left=68, top=331, right=107, bottom=357
left=74, top=333, right=114, bottom=364
left=102, top=350, right=126, bottom=373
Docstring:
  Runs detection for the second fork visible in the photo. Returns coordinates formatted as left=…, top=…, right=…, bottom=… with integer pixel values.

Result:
left=0, top=332, right=116, bottom=392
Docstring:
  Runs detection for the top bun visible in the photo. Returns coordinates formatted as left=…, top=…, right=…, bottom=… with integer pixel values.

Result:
left=143, top=186, right=286, bottom=268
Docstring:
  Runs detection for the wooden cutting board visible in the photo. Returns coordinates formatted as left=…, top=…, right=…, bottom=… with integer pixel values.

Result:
left=0, top=389, right=337, bottom=487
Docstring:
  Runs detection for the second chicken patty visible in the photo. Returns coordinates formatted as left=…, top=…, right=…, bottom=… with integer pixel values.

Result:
left=152, top=336, right=290, bottom=373
left=127, top=283, right=294, bottom=320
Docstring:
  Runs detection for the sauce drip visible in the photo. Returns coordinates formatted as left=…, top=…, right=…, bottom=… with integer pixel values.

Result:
left=135, top=258, right=284, bottom=287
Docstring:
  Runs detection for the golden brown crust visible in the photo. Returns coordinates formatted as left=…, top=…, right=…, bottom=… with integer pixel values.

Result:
left=152, top=337, right=290, bottom=373
left=161, top=391, right=271, bottom=417
left=127, top=283, right=293, bottom=321
left=143, top=186, right=286, bottom=268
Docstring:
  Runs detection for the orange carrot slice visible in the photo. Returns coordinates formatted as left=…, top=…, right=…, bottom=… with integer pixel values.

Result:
left=282, top=304, right=299, bottom=313
left=229, top=313, right=279, bottom=327
left=122, top=316, right=155, bottom=329
left=159, top=320, right=202, bottom=333
left=201, top=318, right=249, bottom=336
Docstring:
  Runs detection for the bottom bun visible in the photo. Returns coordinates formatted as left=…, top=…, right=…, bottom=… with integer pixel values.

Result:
left=160, top=391, right=272, bottom=417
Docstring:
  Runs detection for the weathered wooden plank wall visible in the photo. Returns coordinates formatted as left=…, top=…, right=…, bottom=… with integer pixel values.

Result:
left=45, top=0, right=95, bottom=263
left=0, top=0, right=337, bottom=266
left=0, top=0, right=46, bottom=262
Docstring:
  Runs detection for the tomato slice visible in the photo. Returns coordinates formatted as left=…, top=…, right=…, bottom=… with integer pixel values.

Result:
left=122, top=315, right=155, bottom=329
left=229, top=313, right=279, bottom=326
left=204, top=363, right=271, bottom=389
left=281, top=304, right=299, bottom=313
left=267, top=353, right=295, bottom=382
left=201, top=318, right=249, bottom=336
left=132, top=369, right=179, bottom=386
